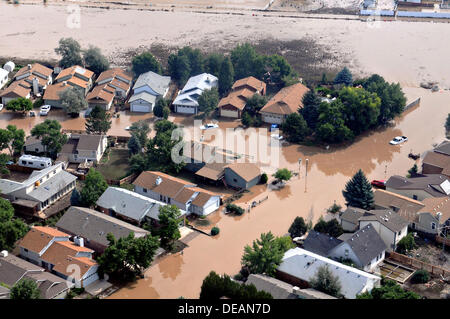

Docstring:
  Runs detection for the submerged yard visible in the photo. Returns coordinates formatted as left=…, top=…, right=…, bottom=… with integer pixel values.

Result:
left=96, top=148, right=130, bottom=181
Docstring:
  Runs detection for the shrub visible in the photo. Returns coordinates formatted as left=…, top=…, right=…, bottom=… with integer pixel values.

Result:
left=211, top=227, right=220, bottom=236
left=226, top=203, right=244, bottom=215
left=260, top=173, right=268, bottom=184
left=411, top=270, right=430, bottom=284
left=396, top=233, right=417, bottom=254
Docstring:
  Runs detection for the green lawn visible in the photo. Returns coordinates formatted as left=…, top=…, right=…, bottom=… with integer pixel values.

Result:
left=96, top=148, right=130, bottom=181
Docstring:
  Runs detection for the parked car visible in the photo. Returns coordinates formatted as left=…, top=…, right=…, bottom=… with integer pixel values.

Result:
left=0, top=103, right=3, bottom=111
left=389, top=136, right=408, bottom=145
left=371, top=180, right=386, bottom=189
left=200, top=123, right=219, bottom=130
left=271, top=134, right=284, bottom=140
left=125, top=126, right=131, bottom=131
left=29, top=111, right=36, bottom=117
left=40, top=104, right=51, bottom=116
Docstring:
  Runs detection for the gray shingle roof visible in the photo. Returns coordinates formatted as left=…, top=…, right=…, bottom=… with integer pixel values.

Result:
left=76, top=135, right=104, bottom=151
left=340, top=207, right=366, bottom=225
left=56, top=206, right=149, bottom=248
left=26, top=170, right=77, bottom=202
left=359, top=209, right=409, bottom=233
left=132, top=71, right=170, bottom=96
left=341, top=224, right=386, bottom=266
left=386, top=174, right=450, bottom=197
left=302, top=231, right=343, bottom=257
left=435, top=141, right=450, bottom=156
left=129, top=91, right=156, bottom=104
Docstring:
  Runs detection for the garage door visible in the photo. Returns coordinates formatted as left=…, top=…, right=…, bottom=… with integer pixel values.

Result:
left=176, top=105, right=196, bottom=114
left=262, top=114, right=283, bottom=125
left=131, top=102, right=151, bottom=113
left=220, top=109, right=239, bottom=118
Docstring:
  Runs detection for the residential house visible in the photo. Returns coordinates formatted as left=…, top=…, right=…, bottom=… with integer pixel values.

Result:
left=0, top=163, right=77, bottom=219
left=223, top=163, right=261, bottom=190
left=96, top=187, right=186, bottom=225
left=218, top=76, right=266, bottom=118
left=0, top=286, right=9, bottom=299
left=422, top=141, right=450, bottom=178
left=329, top=224, right=387, bottom=271
left=259, top=82, right=309, bottom=124
left=302, top=231, right=343, bottom=257
left=339, top=207, right=366, bottom=232
left=14, top=63, right=53, bottom=95
left=19, top=226, right=99, bottom=288
left=43, top=65, right=94, bottom=108
left=411, top=196, right=450, bottom=236
left=57, top=134, right=108, bottom=164
left=373, top=189, right=425, bottom=221
left=86, top=84, right=115, bottom=110
left=358, top=210, right=408, bottom=252
left=173, top=73, right=218, bottom=114
left=0, top=253, right=71, bottom=299
left=56, top=206, right=150, bottom=254
left=24, top=136, right=47, bottom=154
left=385, top=174, right=450, bottom=201
left=0, top=80, right=31, bottom=105
left=129, top=71, right=171, bottom=113
left=96, top=68, right=133, bottom=98
left=276, top=247, right=381, bottom=299
left=181, top=141, right=220, bottom=173
left=133, top=171, right=221, bottom=216
left=246, top=274, right=336, bottom=299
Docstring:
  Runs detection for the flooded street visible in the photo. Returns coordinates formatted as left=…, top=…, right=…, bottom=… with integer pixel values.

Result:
left=109, top=88, right=450, bottom=299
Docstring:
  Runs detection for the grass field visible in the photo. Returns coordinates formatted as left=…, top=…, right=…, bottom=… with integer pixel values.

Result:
left=96, top=148, right=130, bottom=181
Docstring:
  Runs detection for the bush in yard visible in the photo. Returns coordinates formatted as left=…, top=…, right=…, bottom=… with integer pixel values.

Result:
left=226, top=203, right=244, bottom=215
left=260, top=173, right=268, bottom=184
left=396, top=233, right=417, bottom=254
left=10, top=278, right=41, bottom=300
left=408, top=164, right=418, bottom=177
left=273, top=168, right=292, bottom=183
left=327, top=203, right=342, bottom=214
left=411, top=270, right=430, bottom=284
left=211, top=227, right=220, bottom=236
left=288, top=216, right=307, bottom=238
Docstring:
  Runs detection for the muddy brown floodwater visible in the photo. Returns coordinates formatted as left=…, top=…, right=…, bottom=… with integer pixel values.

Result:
left=108, top=88, right=450, bottom=299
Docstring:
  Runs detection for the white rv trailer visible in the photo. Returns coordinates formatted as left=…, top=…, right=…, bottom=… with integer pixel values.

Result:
left=18, top=154, right=52, bottom=169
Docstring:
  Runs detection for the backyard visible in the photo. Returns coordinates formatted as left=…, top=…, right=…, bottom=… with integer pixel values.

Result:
left=96, top=148, right=130, bottom=181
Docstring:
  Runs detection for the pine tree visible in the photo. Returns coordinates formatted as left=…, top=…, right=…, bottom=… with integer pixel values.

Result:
left=408, top=164, right=418, bottom=177
left=334, top=67, right=353, bottom=86
left=342, top=169, right=374, bottom=209
left=300, top=90, right=321, bottom=129
left=85, top=106, right=112, bottom=135
left=127, top=135, right=142, bottom=155
left=218, top=57, right=234, bottom=96
left=70, top=189, right=81, bottom=206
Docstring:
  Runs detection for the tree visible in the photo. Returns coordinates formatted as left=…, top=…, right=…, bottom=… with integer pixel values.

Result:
left=168, top=53, right=191, bottom=86
left=83, top=45, right=110, bottom=74
left=357, top=279, right=420, bottom=299
left=342, top=169, right=374, bottom=210
left=309, top=265, right=342, bottom=298
left=241, top=232, right=294, bottom=276
left=58, top=86, right=88, bottom=116
left=129, top=120, right=150, bottom=149
left=200, top=271, right=273, bottom=299
left=446, top=113, right=450, bottom=135
left=273, top=168, right=292, bottom=183
left=128, top=153, right=148, bottom=175
left=411, top=270, right=430, bottom=284
left=54, top=37, right=83, bottom=68
left=0, top=125, right=25, bottom=157
left=408, top=164, right=418, bottom=177
left=313, top=218, right=344, bottom=238
left=5, top=97, right=33, bottom=113
left=31, top=120, right=68, bottom=158
left=0, top=198, right=29, bottom=251
left=315, top=100, right=353, bottom=144
left=80, top=168, right=109, bottom=207
left=218, top=57, right=234, bottom=95
left=197, top=88, right=219, bottom=116
left=85, top=105, right=112, bottom=135
left=338, top=87, right=381, bottom=135
left=204, top=53, right=224, bottom=76
left=178, top=46, right=204, bottom=77
left=300, top=90, right=321, bottom=129
left=241, top=112, right=253, bottom=127
left=0, top=154, right=10, bottom=176
left=162, top=107, right=170, bottom=120
left=288, top=216, right=307, bottom=238
left=157, top=204, right=182, bottom=250
left=281, top=113, right=309, bottom=143
left=396, top=233, right=417, bottom=254
left=10, top=279, right=40, bottom=300
left=266, top=54, right=295, bottom=85
left=260, top=173, right=268, bottom=184
left=132, top=51, right=162, bottom=77
left=153, top=98, right=168, bottom=118
left=230, top=43, right=265, bottom=80
left=70, top=189, right=81, bottom=206
left=334, top=67, right=353, bottom=86
left=360, top=74, right=406, bottom=124
left=245, top=94, right=267, bottom=116
left=127, top=135, right=142, bottom=155
left=97, top=232, right=160, bottom=281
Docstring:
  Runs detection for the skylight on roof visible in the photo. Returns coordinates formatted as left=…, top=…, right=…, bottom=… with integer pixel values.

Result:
left=440, top=179, right=450, bottom=195
left=75, top=67, right=86, bottom=74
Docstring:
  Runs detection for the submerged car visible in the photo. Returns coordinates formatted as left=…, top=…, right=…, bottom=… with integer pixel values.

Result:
left=371, top=180, right=386, bottom=189
left=389, top=136, right=408, bottom=145
left=40, top=104, right=51, bottom=116
left=271, top=134, right=284, bottom=140
left=200, top=123, right=219, bottom=130
left=29, top=111, right=36, bottom=117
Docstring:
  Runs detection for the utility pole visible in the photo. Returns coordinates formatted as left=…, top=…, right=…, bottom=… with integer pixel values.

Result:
left=298, top=158, right=302, bottom=179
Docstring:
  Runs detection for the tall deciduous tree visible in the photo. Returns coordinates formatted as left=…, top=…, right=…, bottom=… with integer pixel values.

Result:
left=281, top=113, right=309, bottom=143
left=0, top=125, right=25, bottom=157
left=218, top=57, right=234, bottom=96
left=204, top=53, right=224, bottom=77
left=58, top=86, right=88, bottom=116
left=0, top=198, right=29, bottom=251
left=6, top=97, right=32, bottom=114
left=313, top=218, right=344, bottom=238
left=83, top=45, right=110, bottom=74
left=315, top=100, right=353, bottom=143
left=273, top=168, right=292, bottom=183
left=80, top=168, right=109, bottom=207
left=168, top=53, right=191, bottom=86
left=157, top=204, right=182, bottom=250
left=10, top=279, right=41, bottom=300
left=85, top=105, right=112, bottom=135
left=55, top=37, right=83, bottom=68
left=132, top=51, right=162, bottom=77
left=342, top=169, right=374, bottom=210
left=197, top=88, right=219, bottom=116
left=31, top=120, right=68, bottom=158
left=288, top=216, right=307, bottom=238
left=230, top=43, right=265, bottom=80
left=309, top=265, right=342, bottom=298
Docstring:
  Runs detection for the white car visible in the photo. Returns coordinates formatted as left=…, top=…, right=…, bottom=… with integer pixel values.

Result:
left=271, top=134, right=284, bottom=140
left=200, top=123, right=219, bottom=130
left=125, top=126, right=131, bottom=131
left=40, top=105, right=51, bottom=116
left=389, top=136, right=408, bottom=145
left=0, top=103, right=3, bottom=111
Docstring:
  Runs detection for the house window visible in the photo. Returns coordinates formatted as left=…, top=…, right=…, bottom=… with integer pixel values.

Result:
left=143, top=188, right=147, bottom=193
left=431, top=222, right=436, bottom=230
left=233, top=178, right=238, bottom=183
left=160, top=195, right=163, bottom=201
left=24, top=248, right=28, bottom=253
left=413, top=195, right=418, bottom=200
left=398, top=230, right=401, bottom=236
left=168, top=198, right=171, bottom=204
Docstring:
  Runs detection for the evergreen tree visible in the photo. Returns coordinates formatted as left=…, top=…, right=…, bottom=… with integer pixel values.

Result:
left=342, top=169, right=374, bottom=210
left=127, top=135, right=142, bottom=155
left=168, top=53, right=191, bottom=86
left=197, top=88, right=219, bottom=116
left=334, top=67, right=353, bottom=86
left=85, top=105, right=112, bottom=135
left=281, top=113, right=309, bottom=143
left=288, top=217, right=307, bottom=238
left=162, top=106, right=170, bottom=120
left=309, top=265, right=342, bottom=298
left=153, top=98, right=168, bottom=118
left=70, top=189, right=81, bottom=206
left=408, top=164, right=418, bottom=177
left=80, top=168, right=109, bottom=207
left=10, top=279, right=41, bottom=300
left=300, top=90, right=321, bottom=129
left=241, top=112, right=253, bottom=127
left=218, top=57, right=234, bottom=96
left=132, top=51, right=162, bottom=77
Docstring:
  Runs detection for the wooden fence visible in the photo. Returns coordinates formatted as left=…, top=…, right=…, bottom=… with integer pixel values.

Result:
left=386, top=251, right=450, bottom=278
left=6, top=163, right=36, bottom=174
left=105, top=173, right=138, bottom=186
left=435, top=235, right=450, bottom=248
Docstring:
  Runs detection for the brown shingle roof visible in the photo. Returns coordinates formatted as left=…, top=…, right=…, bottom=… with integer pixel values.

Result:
left=86, top=84, right=114, bottom=104
left=56, top=65, right=94, bottom=82
left=96, top=68, right=132, bottom=84
left=260, top=82, right=309, bottom=115
left=423, top=151, right=450, bottom=175
left=20, top=226, right=70, bottom=254
left=232, top=76, right=266, bottom=93
left=419, top=196, right=450, bottom=222
left=374, top=189, right=425, bottom=222
left=0, top=80, right=31, bottom=98
left=15, top=63, right=53, bottom=79
left=195, top=163, right=227, bottom=181
left=133, top=171, right=195, bottom=199
left=225, top=163, right=261, bottom=182
left=43, top=82, right=71, bottom=101
left=76, top=135, right=104, bottom=151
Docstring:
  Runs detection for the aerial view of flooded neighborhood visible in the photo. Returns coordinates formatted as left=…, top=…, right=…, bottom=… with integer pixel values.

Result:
left=0, top=0, right=449, bottom=305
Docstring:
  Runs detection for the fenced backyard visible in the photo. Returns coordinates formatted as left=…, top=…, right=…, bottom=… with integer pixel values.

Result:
left=386, top=251, right=450, bottom=278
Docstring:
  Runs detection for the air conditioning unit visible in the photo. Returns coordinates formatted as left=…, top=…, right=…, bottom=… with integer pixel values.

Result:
left=0, top=250, right=8, bottom=258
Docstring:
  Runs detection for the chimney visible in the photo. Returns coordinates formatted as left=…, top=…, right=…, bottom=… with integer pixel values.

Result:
left=292, top=286, right=300, bottom=295
left=62, top=81, right=67, bottom=87
left=74, top=236, right=84, bottom=247
left=155, top=176, right=162, bottom=186
left=32, top=77, right=39, bottom=94
left=27, top=64, right=32, bottom=70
